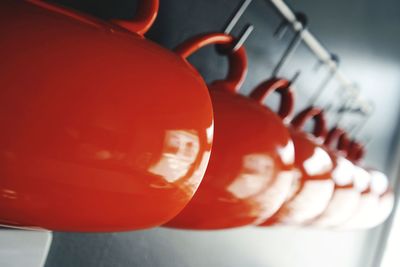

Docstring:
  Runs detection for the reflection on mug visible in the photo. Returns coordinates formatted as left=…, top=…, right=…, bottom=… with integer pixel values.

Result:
left=284, top=168, right=302, bottom=201
left=340, top=193, right=380, bottom=229
left=312, top=188, right=361, bottom=227
left=278, top=141, right=295, bottom=165
left=149, top=130, right=200, bottom=183
left=183, top=150, right=211, bottom=190
left=206, top=123, right=214, bottom=144
left=340, top=171, right=392, bottom=229
left=332, top=157, right=355, bottom=186
left=227, top=154, right=275, bottom=199
left=303, top=147, right=333, bottom=176
left=253, top=169, right=298, bottom=224
left=369, top=170, right=389, bottom=195
left=281, top=179, right=335, bottom=224
left=353, top=166, right=371, bottom=192
left=1, top=189, right=17, bottom=200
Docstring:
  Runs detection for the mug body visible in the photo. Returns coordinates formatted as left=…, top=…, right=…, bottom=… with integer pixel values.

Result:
left=260, top=129, right=335, bottom=226
left=0, top=1, right=213, bottom=231
left=339, top=169, right=393, bottom=229
left=311, top=154, right=360, bottom=227
left=165, top=86, right=295, bottom=229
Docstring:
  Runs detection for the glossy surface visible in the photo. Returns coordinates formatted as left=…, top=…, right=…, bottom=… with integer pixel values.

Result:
left=311, top=156, right=359, bottom=227
left=260, top=107, right=335, bottom=226
left=166, top=54, right=295, bottom=229
left=334, top=139, right=394, bottom=230
left=311, top=127, right=354, bottom=227
left=0, top=0, right=213, bottom=231
left=340, top=169, right=394, bottom=229
left=311, top=128, right=361, bottom=228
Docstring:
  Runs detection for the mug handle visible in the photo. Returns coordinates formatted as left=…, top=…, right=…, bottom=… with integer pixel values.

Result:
left=112, top=0, right=159, bottom=35
left=249, top=78, right=295, bottom=120
left=347, top=140, right=365, bottom=162
left=175, top=33, right=247, bottom=93
left=27, top=0, right=159, bottom=36
left=355, top=144, right=365, bottom=162
left=324, top=127, right=350, bottom=153
left=291, top=106, right=327, bottom=139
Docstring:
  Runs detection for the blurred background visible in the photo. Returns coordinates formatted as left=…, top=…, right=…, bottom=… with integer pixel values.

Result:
left=6, top=0, right=400, bottom=266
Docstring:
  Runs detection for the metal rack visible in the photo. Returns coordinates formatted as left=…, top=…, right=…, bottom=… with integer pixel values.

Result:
left=268, top=0, right=370, bottom=113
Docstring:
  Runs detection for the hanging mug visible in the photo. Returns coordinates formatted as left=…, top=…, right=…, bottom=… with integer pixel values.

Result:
left=0, top=0, right=214, bottom=231
left=311, top=128, right=363, bottom=227
left=338, top=143, right=394, bottom=229
left=260, top=106, right=335, bottom=226
left=365, top=170, right=394, bottom=228
left=165, top=37, right=296, bottom=229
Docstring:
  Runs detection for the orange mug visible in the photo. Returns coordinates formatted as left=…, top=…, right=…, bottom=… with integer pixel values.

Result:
left=365, top=170, right=394, bottom=228
left=337, top=143, right=394, bottom=229
left=165, top=39, right=296, bottom=229
left=0, top=0, right=214, bottom=231
left=339, top=169, right=393, bottom=229
left=260, top=106, right=335, bottom=226
left=311, top=128, right=363, bottom=227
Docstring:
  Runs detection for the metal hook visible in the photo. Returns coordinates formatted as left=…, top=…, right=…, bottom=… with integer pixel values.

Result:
left=219, top=0, right=254, bottom=52
left=312, top=59, right=325, bottom=73
left=223, top=0, right=253, bottom=34
left=313, top=53, right=339, bottom=72
left=336, top=83, right=361, bottom=112
left=337, top=93, right=371, bottom=117
left=324, top=84, right=360, bottom=127
left=323, top=102, right=334, bottom=113
left=335, top=90, right=375, bottom=136
left=308, top=53, right=340, bottom=106
left=289, top=70, right=301, bottom=85
left=333, top=107, right=347, bottom=127
left=232, top=24, right=254, bottom=52
left=349, top=101, right=375, bottom=137
left=216, top=23, right=254, bottom=55
left=330, top=54, right=340, bottom=66
left=362, top=135, right=373, bottom=147
left=271, top=12, right=308, bottom=78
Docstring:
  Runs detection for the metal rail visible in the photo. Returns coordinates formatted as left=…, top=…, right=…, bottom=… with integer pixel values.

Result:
left=268, top=0, right=369, bottom=110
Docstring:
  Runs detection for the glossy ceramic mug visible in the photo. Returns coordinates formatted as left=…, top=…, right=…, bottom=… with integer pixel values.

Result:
left=346, top=140, right=365, bottom=163
left=0, top=0, right=214, bottom=231
left=166, top=42, right=296, bottom=229
left=311, top=128, right=364, bottom=227
left=339, top=169, right=393, bottom=229
left=365, top=170, right=394, bottom=228
left=260, top=106, right=335, bottom=226
left=337, top=143, right=394, bottom=229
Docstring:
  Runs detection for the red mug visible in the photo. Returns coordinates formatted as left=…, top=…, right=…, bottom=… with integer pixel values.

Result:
left=311, top=128, right=363, bottom=227
left=0, top=0, right=214, bottom=231
left=365, top=170, right=394, bottom=228
left=260, top=106, right=335, bottom=226
left=339, top=169, right=393, bottom=229
left=337, top=143, right=394, bottom=229
left=345, top=141, right=371, bottom=201
left=165, top=39, right=296, bottom=229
